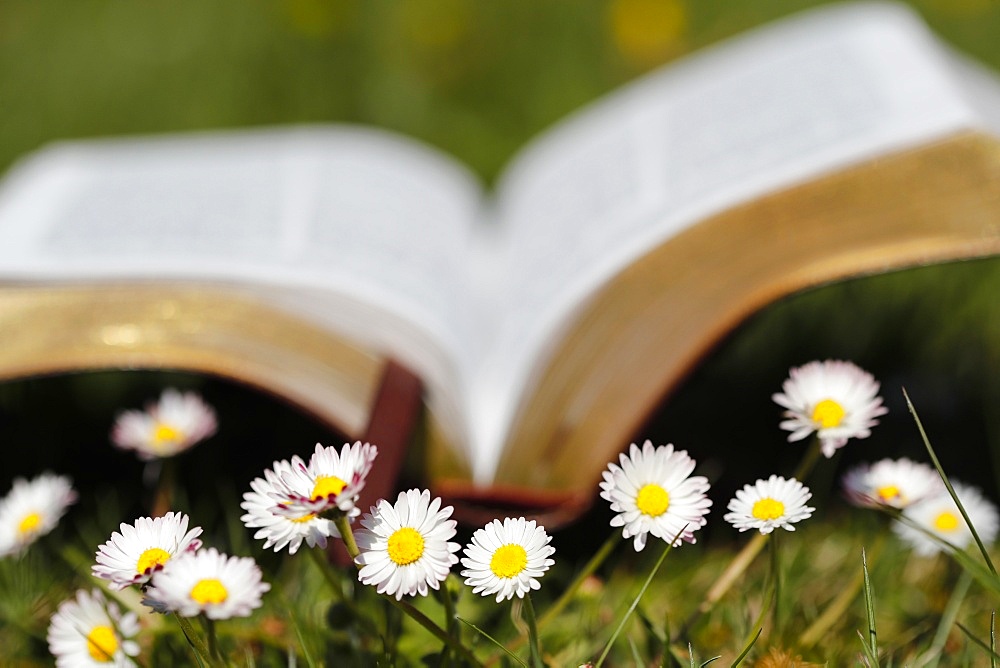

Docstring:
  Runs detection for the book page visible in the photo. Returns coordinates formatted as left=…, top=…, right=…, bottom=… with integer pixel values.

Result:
left=0, top=127, right=485, bottom=437
left=470, top=2, right=996, bottom=482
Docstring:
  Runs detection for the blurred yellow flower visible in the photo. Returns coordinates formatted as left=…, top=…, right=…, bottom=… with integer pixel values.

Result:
left=609, top=0, right=686, bottom=67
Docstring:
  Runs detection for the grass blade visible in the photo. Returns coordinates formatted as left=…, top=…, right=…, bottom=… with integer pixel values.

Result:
left=893, top=509, right=1000, bottom=597
left=730, top=627, right=762, bottom=667
left=860, top=548, right=880, bottom=668
left=904, top=387, right=998, bottom=575
left=457, top=617, right=527, bottom=667
left=916, top=570, right=972, bottom=667
left=957, top=621, right=1000, bottom=663
left=595, top=525, right=687, bottom=668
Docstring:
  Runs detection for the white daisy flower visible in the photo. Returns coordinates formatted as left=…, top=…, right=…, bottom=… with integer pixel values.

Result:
left=599, top=440, right=712, bottom=551
left=111, top=388, right=217, bottom=460
left=272, top=441, right=378, bottom=519
left=842, top=458, right=943, bottom=509
left=240, top=458, right=338, bottom=554
left=0, top=473, right=77, bottom=558
left=894, top=482, right=1000, bottom=557
left=355, top=489, right=460, bottom=600
left=772, top=360, right=888, bottom=458
left=93, top=512, right=203, bottom=590
left=47, top=588, right=141, bottom=667
left=460, top=517, right=555, bottom=602
left=143, top=547, right=270, bottom=619
left=724, top=475, right=815, bottom=534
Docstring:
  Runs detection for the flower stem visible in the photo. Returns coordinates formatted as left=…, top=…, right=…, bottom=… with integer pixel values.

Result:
left=437, top=578, right=462, bottom=662
left=677, top=532, right=769, bottom=639
left=677, top=437, right=824, bottom=639
left=332, top=511, right=483, bottom=667
left=151, top=458, right=175, bottom=517
left=490, top=531, right=620, bottom=664
left=791, top=437, right=824, bottom=482
left=523, top=593, right=544, bottom=668
left=770, top=531, right=781, bottom=637
left=306, top=545, right=347, bottom=602
left=596, top=535, right=678, bottom=668
left=388, top=596, right=485, bottom=668
left=175, top=613, right=223, bottom=667
left=200, top=615, right=223, bottom=663
left=333, top=515, right=360, bottom=560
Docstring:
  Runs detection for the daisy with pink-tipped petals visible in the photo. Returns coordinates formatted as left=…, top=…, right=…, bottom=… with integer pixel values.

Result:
left=894, top=482, right=999, bottom=556
left=111, top=388, right=217, bottom=460
left=772, top=360, right=887, bottom=458
left=0, top=473, right=77, bottom=558
left=842, top=458, right=942, bottom=509
left=47, top=589, right=140, bottom=666
left=272, top=441, right=377, bottom=520
left=93, top=511, right=203, bottom=590
left=143, top=547, right=269, bottom=619
left=241, top=458, right=339, bottom=554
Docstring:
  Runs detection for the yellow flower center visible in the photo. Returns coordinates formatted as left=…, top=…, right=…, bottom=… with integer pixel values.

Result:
left=490, top=544, right=528, bottom=579
left=635, top=483, right=670, bottom=517
left=311, top=475, right=347, bottom=501
left=752, top=498, right=785, bottom=521
left=387, top=527, right=425, bottom=566
left=136, top=547, right=171, bottom=574
left=876, top=485, right=901, bottom=503
left=86, top=625, right=118, bottom=662
left=811, top=399, right=846, bottom=429
left=934, top=511, right=960, bottom=532
left=190, top=578, right=228, bottom=605
left=152, top=422, right=183, bottom=446
left=17, top=512, right=41, bottom=535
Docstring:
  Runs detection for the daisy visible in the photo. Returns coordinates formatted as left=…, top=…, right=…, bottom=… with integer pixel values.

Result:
left=111, top=388, right=217, bottom=460
left=460, top=517, right=555, bottom=602
left=724, top=475, right=815, bottom=534
left=772, top=360, right=888, bottom=458
left=240, top=458, right=338, bottom=554
left=893, top=482, right=1000, bottom=556
left=143, top=547, right=270, bottom=619
left=47, top=588, right=141, bottom=667
left=271, top=441, right=378, bottom=519
left=599, top=440, right=712, bottom=551
left=842, top=458, right=942, bottom=509
left=355, top=489, right=460, bottom=600
left=0, top=473, right=77, bottom=557
left=93, top=512, right=203, bottom=590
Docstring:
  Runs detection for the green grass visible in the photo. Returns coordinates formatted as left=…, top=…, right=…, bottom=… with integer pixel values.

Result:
left=5, top=502, right=1000, bottom=666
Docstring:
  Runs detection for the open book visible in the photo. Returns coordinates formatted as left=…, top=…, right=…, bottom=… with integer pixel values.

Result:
left=1, top=2, right=999, bottom=519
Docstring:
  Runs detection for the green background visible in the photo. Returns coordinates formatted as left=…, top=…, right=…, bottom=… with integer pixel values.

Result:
left=2, top=0, right=1000, bottom=537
